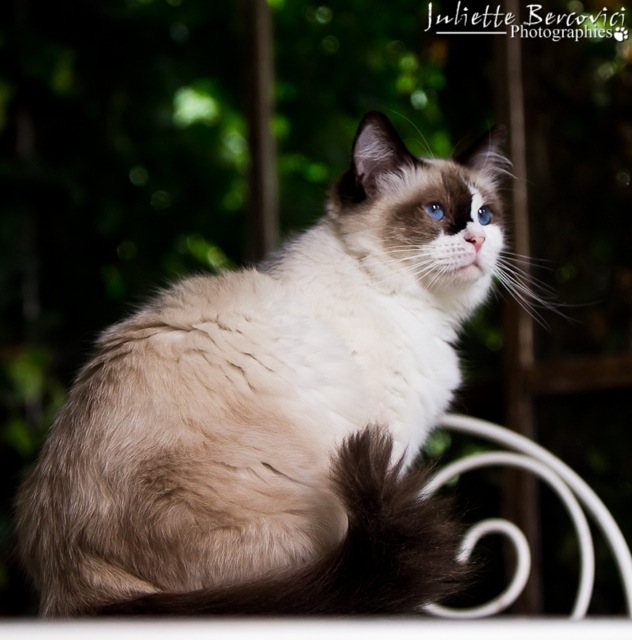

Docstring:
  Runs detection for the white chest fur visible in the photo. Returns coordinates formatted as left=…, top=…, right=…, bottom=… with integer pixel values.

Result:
left=269, top=223, right=462, bottom=466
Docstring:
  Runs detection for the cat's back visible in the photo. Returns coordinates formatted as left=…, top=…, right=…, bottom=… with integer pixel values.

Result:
left=18, top=266, right=367, bottom=512
left=42, top=268, right=364, bottom=457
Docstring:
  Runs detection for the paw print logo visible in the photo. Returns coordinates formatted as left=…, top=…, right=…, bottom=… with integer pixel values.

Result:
left=613, top=26, right=629, bottom=42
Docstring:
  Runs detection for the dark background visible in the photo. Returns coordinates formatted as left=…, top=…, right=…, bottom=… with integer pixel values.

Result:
left=1, top=0, right=631, bottom=616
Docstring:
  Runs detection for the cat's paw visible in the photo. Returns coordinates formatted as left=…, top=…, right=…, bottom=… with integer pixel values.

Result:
left=613, top=26, right=629, bottom=42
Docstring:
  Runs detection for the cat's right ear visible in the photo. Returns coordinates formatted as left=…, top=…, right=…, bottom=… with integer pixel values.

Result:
left=455, top=124, right=511, bottom=180
left=336, top=112, right=418, bottom=204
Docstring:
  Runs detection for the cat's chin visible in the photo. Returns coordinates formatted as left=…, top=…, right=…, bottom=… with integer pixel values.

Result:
left=454, top=263, right=484, bottom=282
left=420, top=264, right=485, bottom=291
left=441, top=262, right=486, bottom=286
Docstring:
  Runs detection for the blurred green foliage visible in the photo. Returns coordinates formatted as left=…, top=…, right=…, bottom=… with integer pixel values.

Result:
left=0, top=0, right=630, bottom=617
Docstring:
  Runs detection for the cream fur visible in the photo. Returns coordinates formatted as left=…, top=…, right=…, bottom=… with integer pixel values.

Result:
left=15, top=119, right=505, bottom=617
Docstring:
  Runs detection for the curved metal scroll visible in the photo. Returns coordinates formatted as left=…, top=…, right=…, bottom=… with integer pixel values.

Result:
left=422, top=413, right=632, bottom=619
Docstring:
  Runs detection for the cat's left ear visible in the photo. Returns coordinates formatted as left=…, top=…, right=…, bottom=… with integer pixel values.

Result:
left=455, top=124, right=510, bottom=179
left=337, top=112, right=418, bottom=203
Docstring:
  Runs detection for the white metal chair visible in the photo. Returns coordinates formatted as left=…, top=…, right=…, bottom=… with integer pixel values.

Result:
left=423, top=413, right=632, bottom=619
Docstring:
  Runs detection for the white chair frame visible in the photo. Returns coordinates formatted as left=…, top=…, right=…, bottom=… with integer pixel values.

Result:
left=422, top=413, right=632, bottom=619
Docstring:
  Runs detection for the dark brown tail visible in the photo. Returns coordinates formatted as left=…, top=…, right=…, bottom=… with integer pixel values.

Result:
left=91, top=427, right=469, bottom=615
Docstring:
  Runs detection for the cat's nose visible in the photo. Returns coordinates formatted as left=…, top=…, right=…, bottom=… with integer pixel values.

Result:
left=466, top=234, right=485, bottom=253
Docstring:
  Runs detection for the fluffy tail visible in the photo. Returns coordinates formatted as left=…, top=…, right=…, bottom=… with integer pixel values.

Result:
left=91, top=427, right=469, bottom=615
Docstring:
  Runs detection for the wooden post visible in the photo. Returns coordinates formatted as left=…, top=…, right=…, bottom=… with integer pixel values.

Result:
left=498, top=0, right=543, bottom=614
left=244, top=0, right=279, bottom=263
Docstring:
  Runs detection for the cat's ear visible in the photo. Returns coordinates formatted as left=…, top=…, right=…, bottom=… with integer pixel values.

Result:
left=455, top=124, right=511, bottom=179
left=337, top=112, right=418, bottom=203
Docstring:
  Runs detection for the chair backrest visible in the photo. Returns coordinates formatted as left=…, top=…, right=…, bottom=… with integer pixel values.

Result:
left=422, top=413, right=632, bottom=619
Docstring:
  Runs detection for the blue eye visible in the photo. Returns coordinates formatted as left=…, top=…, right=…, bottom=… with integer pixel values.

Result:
left=478, top=206, right=492, bottom=225
left=424, top=202, right=445, bottom=221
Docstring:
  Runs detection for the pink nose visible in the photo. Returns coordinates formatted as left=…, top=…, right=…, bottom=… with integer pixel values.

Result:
left=466, top=235, right=485, bottom=253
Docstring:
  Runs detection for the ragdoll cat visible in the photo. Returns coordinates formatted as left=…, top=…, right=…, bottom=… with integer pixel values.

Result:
left=15, top=111, right=509, bottom=617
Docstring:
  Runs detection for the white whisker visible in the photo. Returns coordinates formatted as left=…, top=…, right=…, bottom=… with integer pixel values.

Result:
left=492, top=251, right=570, bottom=328
left=495, top=262, right=559, bottom=301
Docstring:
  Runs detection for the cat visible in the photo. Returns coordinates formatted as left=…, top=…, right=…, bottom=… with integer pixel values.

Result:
left=15, top=111, right=509, bottom=617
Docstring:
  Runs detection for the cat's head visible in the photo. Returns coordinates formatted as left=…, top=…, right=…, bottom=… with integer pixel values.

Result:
left=329, top=111, right=510, bottom=316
